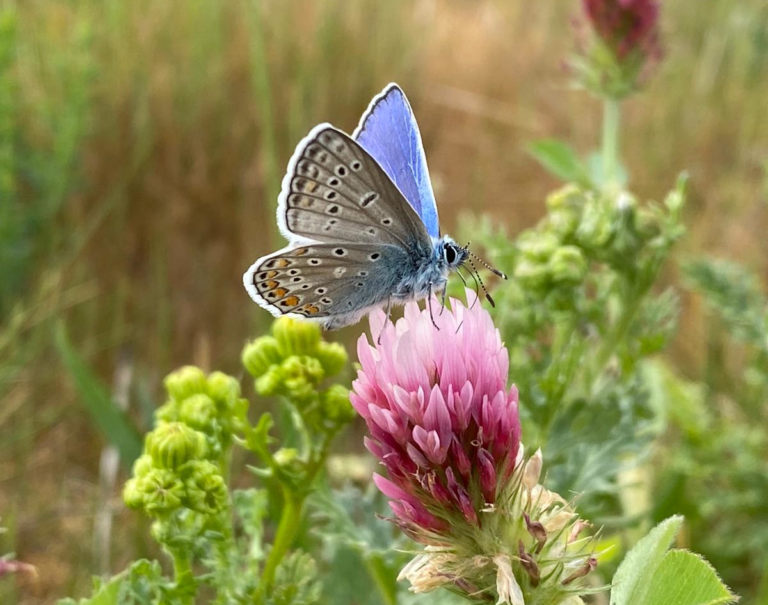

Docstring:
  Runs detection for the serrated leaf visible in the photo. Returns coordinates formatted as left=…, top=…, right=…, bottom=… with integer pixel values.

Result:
left=527, top=139, right=592, bottom=187
left=54, top=322, right=142, bottom=467
left=610, top=516, right=683, bottom=605
left=641, top=550, right=737, bottom=605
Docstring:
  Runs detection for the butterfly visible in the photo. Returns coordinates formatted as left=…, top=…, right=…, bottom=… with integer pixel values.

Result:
left=243, top=83, right=505, bottom=330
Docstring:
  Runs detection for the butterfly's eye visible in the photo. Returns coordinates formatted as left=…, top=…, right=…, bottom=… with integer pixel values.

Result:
left=444, top=245, right=457, bottom=265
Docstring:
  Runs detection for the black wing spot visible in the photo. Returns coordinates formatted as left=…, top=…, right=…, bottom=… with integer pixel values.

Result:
left=369, top=253, right=381, bottom=261
left=355, top=282, right=364, bottom=288
left=302, top=284, right=310, bottom=289
left=321, top=297, right=333, bottom=304
left=326, top=204, right=340, bottom=215
left=325, top=191, right=338, bottom=201
left=334, top=248, right=346, bottom=256
left=316, top=287, right=327, bottom=294
left=289, top=269, right=300, bottom=276
left=335, top=165, right=348, bottom=177
left=309, top=259, right=322, bottom=266
left=358, top=270, right=368, bottom=277
left=328, top=177, right=340, bottom=187
left=351, top=160, right=362, bottom=171
left=366, top=227, right=377, bottom=236
left=381, top=218, right=392, bottom=226
left=361, top=192, right=378, bottom=207
left=292, top=277, right=302, bottom=283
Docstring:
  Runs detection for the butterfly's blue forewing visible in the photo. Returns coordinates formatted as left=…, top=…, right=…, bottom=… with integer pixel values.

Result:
left=353, top=84, right=440, bottom=239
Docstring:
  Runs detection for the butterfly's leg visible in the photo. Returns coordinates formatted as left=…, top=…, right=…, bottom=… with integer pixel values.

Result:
left=439, top=285, right=447, bottom=316
left=377, top=296, right=392, bottom=345
left=427, top=282, right=440, bottom=331
left=459, top=267, right=481, bottom=310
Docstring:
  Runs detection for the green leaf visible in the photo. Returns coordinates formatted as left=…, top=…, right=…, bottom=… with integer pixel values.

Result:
left=642, top=550, right=737, bottom=605
left=527, top=139, right=592, bottom=187
left=610, top=516, right=683, bottom=605
left=57, top=559, right=166, bottom=604
left=54, top=322, right=142, bottom=467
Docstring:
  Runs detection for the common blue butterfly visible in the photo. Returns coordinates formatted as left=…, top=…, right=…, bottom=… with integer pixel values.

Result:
left=243, top=83, right=505, bottom=330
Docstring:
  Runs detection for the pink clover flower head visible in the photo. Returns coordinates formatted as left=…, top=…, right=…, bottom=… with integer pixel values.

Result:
left=351, top=292, right=521, bottom=541
left=582, top=0, right=660, bottom=61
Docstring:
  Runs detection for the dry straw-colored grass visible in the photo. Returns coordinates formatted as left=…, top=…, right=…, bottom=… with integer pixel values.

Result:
left=0, top=0, right=766, bottom=601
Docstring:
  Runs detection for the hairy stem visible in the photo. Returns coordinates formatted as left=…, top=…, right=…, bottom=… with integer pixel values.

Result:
left=261, top=486, right=302, bottom=590
left=602, top=98, right=621, bottom=191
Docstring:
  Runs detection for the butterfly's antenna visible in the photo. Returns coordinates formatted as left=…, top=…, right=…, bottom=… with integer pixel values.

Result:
left=466, top=244, right=507, bottom=280
left=466, top=256, right=496, bottom=308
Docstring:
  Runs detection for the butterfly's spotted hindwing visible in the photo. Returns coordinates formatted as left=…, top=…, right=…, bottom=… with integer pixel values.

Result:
left=245, top=243, right=411, bottom=327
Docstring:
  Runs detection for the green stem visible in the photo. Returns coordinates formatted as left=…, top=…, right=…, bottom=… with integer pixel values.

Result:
left=589, top=286, right=644, bottom=396
left=602, top=98, right=621, bottom=192
left=171, top=549, right=195, bottom=605
left=364, top=553, right=398, bottom=605
left=261, top=486, right=302, bottom=589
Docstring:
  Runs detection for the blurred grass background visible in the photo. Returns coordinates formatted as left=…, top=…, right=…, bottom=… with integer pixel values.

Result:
left=0, top=0, right=766, bottom=602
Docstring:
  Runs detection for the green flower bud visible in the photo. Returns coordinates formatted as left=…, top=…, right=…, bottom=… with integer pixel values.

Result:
left=179, top=393, right=218, bottom=432
left=282, top=355, right=325, bottom=384
left=518, top=232, right=560, bottom=262
left=206, top=371, right=240, bottom=405
left=274, top=448, right=305, bottom=476
left=242, top=336, right=282, bottom=378
left=146, top=422, right=208, bottom=470
left=132, top=454, right=154, bottom=478
left=545, top=185, right=585, bottom=238
left=135, top=468, right=186, bottom=514
left=164, top=366, right=207, bottom=402
left=255, top=365, right=282, bottom=396
left=273, top=316, right=321, bottom=357
left=123, top=478, right=144, bottom=509
left=180, top=460, right=228, bottom=515
left=315, top=341, right=348, bottom=377
left=283, top=376, right=315, bottom=404
left=320, top=384, right=354, bottom=423
left=576, top=198, right=612, bottom=250
left=514, top=260, right=552, bottom=290
left=155, top=401, right=179, bottom=424
left=548, top=246, right=587, bottom=285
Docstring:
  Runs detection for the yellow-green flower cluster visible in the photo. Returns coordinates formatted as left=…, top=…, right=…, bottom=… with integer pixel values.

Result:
left=513, top=184, right=682, bottom=294
left=155, top=366, right=248, bottom=453
left=242, top=317, right=353, bottom=432
left=124, top=422, right=227, bottom=516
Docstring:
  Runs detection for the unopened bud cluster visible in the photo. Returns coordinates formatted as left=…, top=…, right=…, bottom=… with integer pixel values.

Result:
left=156, top=366, right=248, bottom=457
left=124, top=422, right=227, bottom=516
left=513, top=184, right=683, bottom=299
left=242, top=317, right=353, bottom=432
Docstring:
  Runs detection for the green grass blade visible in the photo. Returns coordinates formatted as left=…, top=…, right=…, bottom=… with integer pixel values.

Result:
left=54, top=322, right=142, bottom=467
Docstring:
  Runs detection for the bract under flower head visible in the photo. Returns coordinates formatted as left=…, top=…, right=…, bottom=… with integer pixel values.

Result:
left=351, top=292, right=521, bottom=539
